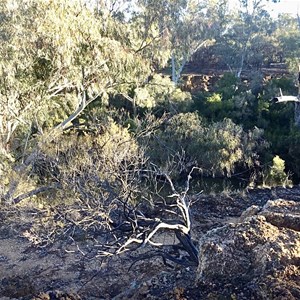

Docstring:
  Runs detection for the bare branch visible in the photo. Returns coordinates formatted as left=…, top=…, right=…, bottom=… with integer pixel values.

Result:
left=12, top=183, right=62, bottom=204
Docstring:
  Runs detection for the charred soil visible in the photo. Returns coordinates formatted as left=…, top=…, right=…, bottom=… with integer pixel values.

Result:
left=0, top=186, right=300, bottom=299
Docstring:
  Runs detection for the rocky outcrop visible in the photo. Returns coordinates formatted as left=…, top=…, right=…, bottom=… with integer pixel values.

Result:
left=196, top=199, right=300, bottom=299
left=260, top=199, right=300, bottom=231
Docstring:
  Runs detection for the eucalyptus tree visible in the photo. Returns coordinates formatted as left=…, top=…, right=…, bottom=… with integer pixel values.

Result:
left=275, top=14, right=300, bottom=71
left=0, top=0, right=155, bottom=143
left=0, top=0, right=153, bottom=201
left=215, top=0, right=278, bottom=77
left=132, top=0, right=218, bottom=85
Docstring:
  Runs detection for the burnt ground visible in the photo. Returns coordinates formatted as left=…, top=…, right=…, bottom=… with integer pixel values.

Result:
left=0, top=186, right=300, bottom=300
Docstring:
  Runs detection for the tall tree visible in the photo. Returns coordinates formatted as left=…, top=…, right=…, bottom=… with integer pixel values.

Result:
left=133, top=0, right=216, bottom=84
left=0, top=0, right=151, bottom=149
left=219, top=0, right=277, bottom=77
left=0, top=0, right=152, bottom=201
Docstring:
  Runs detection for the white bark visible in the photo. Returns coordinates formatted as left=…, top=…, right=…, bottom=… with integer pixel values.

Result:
left=115, top=169, right=198, bottom=264
left=237, top=47, right=246, bottom=78
left=171, top=52, right=177, bottom=83
left=55, top=91, right=101, bottom=130
left=171, top=40, right=210, bottom=85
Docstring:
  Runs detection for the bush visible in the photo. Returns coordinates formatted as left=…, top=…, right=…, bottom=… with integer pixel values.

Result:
left=145, top=112, right=267, bottom=177
left=215, top=72, right=238, bottom=101
left=263, top=155, right=292, bottom=187
left=15, top=118, right=148, bottom=244
left=134, top=74, right=192, bottom=114
left=36, top=118, right=145, bottom=203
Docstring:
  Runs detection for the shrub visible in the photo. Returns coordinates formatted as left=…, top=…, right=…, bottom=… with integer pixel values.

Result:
left=145, top=112, right=267, bottom=177
left=263, top=155, right=292, bottom=187
left=36, top=118, right=145, bottom=203
left=135, top=74, right=192, bottom=114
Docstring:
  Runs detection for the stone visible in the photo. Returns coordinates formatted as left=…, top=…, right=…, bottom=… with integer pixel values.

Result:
left=259, top=199, right=300, bottom=231
left=196, top=200, right=300, bottom=299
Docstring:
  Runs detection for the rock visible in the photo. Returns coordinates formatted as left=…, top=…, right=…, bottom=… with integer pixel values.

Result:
left=196, top=201, right=300, bottom=299
left=32, top=290, right=81, bottom=300
left=259, top=199, right=300, bottom=231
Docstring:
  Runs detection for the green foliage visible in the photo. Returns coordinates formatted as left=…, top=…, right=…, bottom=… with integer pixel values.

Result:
left=192, top=91, right=233, bottom=123
left=287, top=127, right=300, bottom=181
left=275, top=14, right=300, bottom=72
left=1, top=0, right=300, bottom=206
left=263, top=155, right=292, bottom=187
left=134, top=74, right=192, bottom=113
left=35, top=118, right=144, bottom=202
left=207, top=93, right=222, bottom=104
left=254, top=77, right=300, bottom=179
left=215, top=73, right=239, bottom=101
left=193, top=72, right=263, bottom=126
left=146, top=112, right=267, bottom=177
left=202, top=119, right=267, bottom=176
left=0, top=0, right=151, bottom=159
left=204, top=93, right=224, bottom=119
left=2, top=0, right=300, bottom=257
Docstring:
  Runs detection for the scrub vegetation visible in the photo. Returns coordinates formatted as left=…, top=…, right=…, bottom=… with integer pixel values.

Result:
left=0, top=0, right=299, bottom=285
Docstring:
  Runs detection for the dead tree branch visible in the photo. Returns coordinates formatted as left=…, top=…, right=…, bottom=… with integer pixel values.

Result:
left=106, top=167, right=199, bottom=267
left=12, top=183, right=62, bottom=204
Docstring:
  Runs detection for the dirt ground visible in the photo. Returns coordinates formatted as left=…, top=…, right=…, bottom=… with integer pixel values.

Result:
left=0, top=186, right=300, bottom=299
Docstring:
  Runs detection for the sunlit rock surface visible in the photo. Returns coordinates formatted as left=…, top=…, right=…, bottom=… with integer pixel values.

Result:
left=196, top=199, right=300, bottom=299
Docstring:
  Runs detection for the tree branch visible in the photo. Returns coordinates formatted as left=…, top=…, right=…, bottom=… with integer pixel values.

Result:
left=12, top=183, right=62, bottom=204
